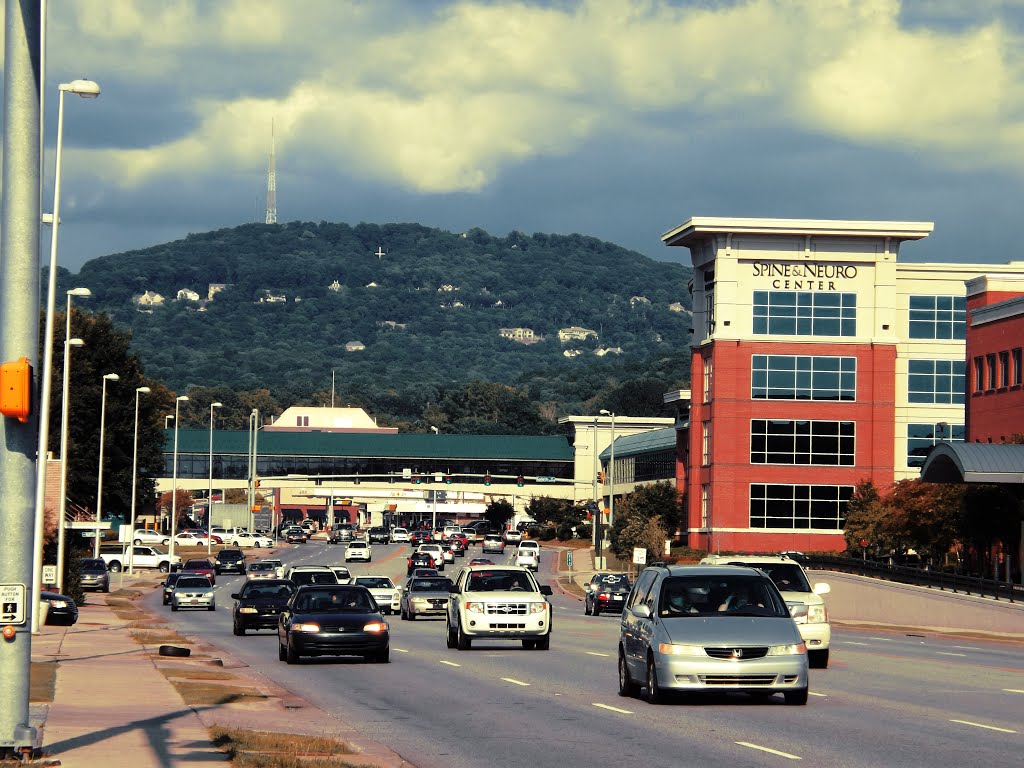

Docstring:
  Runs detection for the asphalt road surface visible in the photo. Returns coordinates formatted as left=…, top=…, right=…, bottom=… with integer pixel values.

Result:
left=156, top=540, right=1024, bottom=768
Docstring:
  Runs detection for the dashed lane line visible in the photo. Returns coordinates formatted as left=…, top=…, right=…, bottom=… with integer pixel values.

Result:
left=502, top=677, right=530, bottom=686
left=592, top=703, right=632, bottom=714
left=736, top=742, right=802, bottom=760
left=585, top=651, right=610, bottom=657
left=1003, top=689, right=1024, bottom=694
left=439, top=660, right=461, bottom=667
left=936, top=652, right=967, bottom=657
left=392, top=648, right=409, bottom=653
left=950, top=719, right=1017, bottom=733
left=843, top=641, right=870, bottom=646
left=808, top=692, right=827, bottom=698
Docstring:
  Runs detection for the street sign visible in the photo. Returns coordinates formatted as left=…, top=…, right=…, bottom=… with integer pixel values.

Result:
left=42, top=565, right=57, bottom=585
left=632, top=547, right=647, bottom=566
left=0, top=583, right=27, bottom=625
left=535, top=476, right=559, bottom=484
left=567, top=551, right=573, bottom=569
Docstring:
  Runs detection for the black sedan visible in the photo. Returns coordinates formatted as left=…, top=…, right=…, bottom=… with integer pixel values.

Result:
left=162, top=572, right=182, bottom=605
left=79, top=558, right=110, bottom=593
left=366, top=526, right=390, bottom=544
left=278, top=585, right=390, bottom=664
left=42, top=591, right=78, bottom=626
left=409, top=531, right=432, bottom=546
left=231, top=579, right=296, bottom=635
left=407, top=551, right=436, bottom=575
left=214, top=548, right=246, bottom=575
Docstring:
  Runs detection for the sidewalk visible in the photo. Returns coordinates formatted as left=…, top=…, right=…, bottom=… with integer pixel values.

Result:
left=31, top=581, right=412, bottom=767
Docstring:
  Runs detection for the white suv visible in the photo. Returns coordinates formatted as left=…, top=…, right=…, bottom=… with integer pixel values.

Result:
left=514, top=541, right=540, bottom=571
left=700, top=553, right=832, bottom=668
left=446, top=565, right=553, bottom=650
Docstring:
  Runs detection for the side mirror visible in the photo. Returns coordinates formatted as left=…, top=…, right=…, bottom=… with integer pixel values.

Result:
left=539, top=585, right=553, bottom=596
left=583, top=584, right=592, bottom=592
left=813, top=582, right=831, bottom=595
left=630, top=604, right=651, bottom=619
left=231, top=593, right=241, bottom=600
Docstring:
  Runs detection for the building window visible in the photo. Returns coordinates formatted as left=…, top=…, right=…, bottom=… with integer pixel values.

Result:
left=753, top=291, right=856, bottom=337
left=974, top=357, right=984, bottom=393
left=749, top=484, right=852, bottom=530
left=703, top=269, right=715, bottom=338
left=702, top=357, right=713, bottom=403
left=701, top=484, right=710, bottom=529
left=1015, top=349, right=1023, bottom=387
left=702, top=422, right=711, bottom=465
left=751, top=355, right=856, bottom=401
left=907, top=423, right=965, bottom=467
left=908, top=295, right=966, bottom=340
left=908, top=359, right=966, bottom=404
left=1000, top=351, right=1010, bottom=388
left=986, top=354, right=997, bottom=392
left=750, top=420, right=855, bottom=465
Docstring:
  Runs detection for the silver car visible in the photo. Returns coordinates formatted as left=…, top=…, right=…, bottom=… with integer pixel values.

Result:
left=618, top=565, right=808, bottom=705
left=171, top=575, right=216, bottom=612
left=400, top=576, right=453, bottom=620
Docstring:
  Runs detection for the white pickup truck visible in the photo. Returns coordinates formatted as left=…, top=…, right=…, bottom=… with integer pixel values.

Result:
left=100, top=544, right=180, bottom=573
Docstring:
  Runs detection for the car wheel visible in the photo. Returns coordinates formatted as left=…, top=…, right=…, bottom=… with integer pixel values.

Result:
left=208, top=603, right=216, bottom=612
left=254, top=542, right=261, bottom=548
left=646, top=655, right=666, bottom=704
left=278, top=641, right=287, bottom=661
left=163, top=596, right=169, bottom=606
left=784, top=688, right=809, bottom=705
left=618, top=649, right=640, bottom=697
left=133, top=538, right=142, bottom=545
left=161, top=539, right=170, bottom=546
left=446, top=622, right=457, bottom=649
left=233, top=622, right=245, bottom=636
left=286, top=641, right=300, bottom=665
left=535, top=633, right=550, bottom=651
left=103, top=584, right=110, bottom=593
left=522, top=639, right=537, bottom=649
left=592, top=605, right=601, bottom=617
left=375, top=647, right=390, bottom=663
left=408, top=610, right=416, bottom=621
left=584, top=599, right=591, bottom=615
left=158, top=563, right=169, bottom=573
left=171, top=604, right=178, bottom=612
left=108, top=561, right=122, bottom=573
left=457, top=622, right=472, bottom=650
left=808, top=649, right=829, bottom=669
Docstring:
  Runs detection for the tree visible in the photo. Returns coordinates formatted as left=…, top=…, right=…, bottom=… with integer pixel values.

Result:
left=608, top=482, right=678, bottom=560
left=483, top=499, right=515, bottom=530
left=525, top=496, right=573, bottom=528
left=158, top=489, right=195, bottom=532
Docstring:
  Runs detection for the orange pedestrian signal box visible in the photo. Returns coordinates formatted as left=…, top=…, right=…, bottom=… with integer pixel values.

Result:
left=0, top=358, right=32, bottom=423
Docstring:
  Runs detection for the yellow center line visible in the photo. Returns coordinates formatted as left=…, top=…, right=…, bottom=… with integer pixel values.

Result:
left=950, top=719, right=1017, bottom=733
left=736, top=742, right=802, bottom=760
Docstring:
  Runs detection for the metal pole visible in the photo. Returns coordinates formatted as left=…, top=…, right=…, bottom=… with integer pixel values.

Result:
left=94, top=374, right=118, bottom=558
left=207, top=402, right=220, bottom=555
left=55, top=290, right=86, bottom=593
left=128, top=386, right=149, bottom=574
left=592, top=417, right=598, bottom=559
left=252, top=409, right=259, bottom=532
left=168, top=395, right=187, bottom=560
left=0, top=0, right=42, bottom=752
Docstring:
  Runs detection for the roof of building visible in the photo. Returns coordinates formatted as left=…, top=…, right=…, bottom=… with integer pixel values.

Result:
left=599, top=427, right=676, bottom=460
left=166, top=429, right=573, bottom=462
left=920, top=442, right=1024, bottom=484
left=661, top=216, right=935, bottom=246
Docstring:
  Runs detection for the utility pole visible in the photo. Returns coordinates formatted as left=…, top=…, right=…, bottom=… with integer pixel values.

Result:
left=0, top=0, right=42, bottom=754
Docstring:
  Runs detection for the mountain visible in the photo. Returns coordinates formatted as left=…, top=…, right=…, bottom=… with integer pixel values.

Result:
left=59, top=221, right=693, bottom=420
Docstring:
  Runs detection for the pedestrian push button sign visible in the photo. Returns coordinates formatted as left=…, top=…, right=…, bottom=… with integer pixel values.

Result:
left=1, top=584, right=26, bottom=625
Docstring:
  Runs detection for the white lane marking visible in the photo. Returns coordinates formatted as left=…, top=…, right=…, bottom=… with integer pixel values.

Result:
left=949, top=719, right=1017, bottom=734
left=1004, top=689, right=1024, bottom=694
left=439, top=660, right=461, bottom=667
left=736, top=742, right=802, bottom=760
left=502, top=677, right=530, bottom=686
left=392, top=648, right=409, bottom=653
left=869, top=637, right=896, bottom=642
left=951, top=645, right=982, bottom=651
left=808, top=692, right=827, bottom=698
left=936, top=652, right=967, bottom=657
left=844, top=641, right=870, bottom=646
left=585, top=651, right=610, bottom=657
left=592, top=703, right=632, bottom=714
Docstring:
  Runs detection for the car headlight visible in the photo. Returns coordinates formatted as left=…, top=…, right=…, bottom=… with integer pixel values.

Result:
left=49, top=600, right=69, bottom=609
left=238, top=607, right=258, bottom=614
left=658, top=643, right=705, bottom=656
left=413, top=598, right=429, bottom=605
left=767, top=643, right=807, bottom=656
left=529, top=603, right=547, bottom=614
left=363, top=622, right=388, bottom=633
left=292, top=622, right=321, bottom=632
left=807, top=605, right=827, bottom=624
left=466, top=602, right=484, bottom=614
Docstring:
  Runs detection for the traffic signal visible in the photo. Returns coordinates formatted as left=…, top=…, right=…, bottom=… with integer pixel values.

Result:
left=414, top=474, right=422, bottom=484
left=254, top=478, right=261, bottom=488
left=597, top=471, right=606, bottom=484
left=516, top=475, right=524, bottom=487
left=444, top=474, right=453, bottom=484
left=484, top=472, right=491, bottom=486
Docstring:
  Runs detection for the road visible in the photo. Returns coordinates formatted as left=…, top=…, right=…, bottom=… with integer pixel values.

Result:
left=155, top=540, right=1024, bottom=768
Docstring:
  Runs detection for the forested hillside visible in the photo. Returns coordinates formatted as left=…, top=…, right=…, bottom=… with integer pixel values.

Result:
left=57, top=222, right=693, bottom=428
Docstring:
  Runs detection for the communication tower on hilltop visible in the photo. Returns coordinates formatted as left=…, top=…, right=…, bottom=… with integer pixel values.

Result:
left=265, top=119, right=277, bottom=224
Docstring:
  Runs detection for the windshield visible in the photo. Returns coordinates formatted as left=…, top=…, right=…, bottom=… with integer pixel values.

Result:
left=727, top=562, right=812, bottom=593
left=412, top=578, right=451, bottom=592
left=177, top=578, right=211, bottom=589
left=356, top=578, right=393, bottom=589
left=292, top=572, right=338, bottom=585
left=242, top=584, right=294, bottom=599
left=466, top=571, right=536, bottom=593
left=658, top=576, right=788, bottom=618
left=249, top=563, right=275, bottom=571
left=295, top=589, right=372, bottom=612
left=81, top=559, right=106, bottom=571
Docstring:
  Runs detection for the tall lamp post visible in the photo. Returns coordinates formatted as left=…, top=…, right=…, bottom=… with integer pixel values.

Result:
left=247, top=408, right=260, bottom=533
left=31, top=79, right=100, bottom=633
left=94, top=373, right=120, bottom=558
left=599, top=410, right=616, bottom=568
left=207, top=401, right=222, bottom=555
left=127, top=386, right=151, bottom=574
left=53, top=287, right=90, bottom=595
left=168, top=395, right=189, bottom=561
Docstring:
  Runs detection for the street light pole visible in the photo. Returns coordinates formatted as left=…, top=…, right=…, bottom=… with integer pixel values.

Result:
left=599, top=410, right=616, bottom=568
left=127, top=386, right=151, bottom=575
left=31, top=80, right=100, bottom=633
left=54, top=288, right=89, bottom=594
left=247, top=408, right=260, bottom=532
left=94, top=373, right=119, bottom=558
left=168, top=395, right=189, bottom=561
left=207, top=401, right=222, bottom=555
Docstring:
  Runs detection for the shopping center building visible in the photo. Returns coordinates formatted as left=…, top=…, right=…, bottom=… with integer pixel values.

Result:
left=662, top=217, right=1024, bottom=553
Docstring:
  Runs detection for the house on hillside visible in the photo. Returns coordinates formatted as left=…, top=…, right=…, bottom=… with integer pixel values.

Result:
left=499, top=327, right=536, bottom=343
left=207, top=283, right=228, bottom=301
left=630, top=296, right=651, bottom=307
left=594, top=346, right=623, bottom=357
left=668, top=302, right=686, bottom=313
left=558, top=326, right=598, bottom=343
left=563, top=349, right=583, bottom=358
left=176, top=288, right=200, bottom=302
left=258, top=290, right=286, bottom=303
left=438, top=284, right=459, bottom=292
left=328, top=280, right=342, bottom=292
left=379, top=320, right=407, bottom=331
left=134, top=291, right=165, bottom=307
left=365, top=281, right=379, bottom=288
left=345, top=340, right=366, bottom=352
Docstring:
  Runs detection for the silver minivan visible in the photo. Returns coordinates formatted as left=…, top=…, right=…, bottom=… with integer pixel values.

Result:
left=618, top=565, right=809, bottom=705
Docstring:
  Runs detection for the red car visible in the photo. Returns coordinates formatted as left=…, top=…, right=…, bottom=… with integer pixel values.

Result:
left=180, top=558, right=216, bottom=585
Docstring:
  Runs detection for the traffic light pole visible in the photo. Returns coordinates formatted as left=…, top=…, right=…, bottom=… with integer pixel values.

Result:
left=0, top=0, right=42, bottom=754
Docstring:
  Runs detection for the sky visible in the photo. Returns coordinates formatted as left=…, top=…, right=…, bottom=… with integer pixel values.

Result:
left=8, top=0, right=1024, bottom=271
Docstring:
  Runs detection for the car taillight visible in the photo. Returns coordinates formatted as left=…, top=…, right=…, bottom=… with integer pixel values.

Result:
left=598, top=594, right=610, bottom=601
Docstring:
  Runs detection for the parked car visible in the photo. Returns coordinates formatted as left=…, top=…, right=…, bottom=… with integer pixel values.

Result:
left=171, top=575, right=217, bottom=612
left=354, top=576, right=401, bottom=615
left=407, top=552, right=436, bottom=576
left=213, top=548, right=246, bottom=575
left=345, top=540, right=372, bottom=562
left=79, top=558, right=110, bottom=593
left=481, top=534, right=505, bottom=555
left=278, top=584, right=390, bottom=664
left=400, top=576, right=453, bottom=620
left=700, top=553, right=832, bottom=668
left=162, top=572, right=182, bottom=605
left=617, top=564, right=808, bottom=705
left=173, top=531, right=218, bottom=548
left=390, top=527, right=410, bottom=543
left=180, top=558, right=216, bottom=585
left=585, top=574, right=630, bottom=615
left=231, top=579, right=296, bottom=635
left=41, top=591, right=78, bottom=626
left=132, top=528, right=170, bottom=546
left=229, top=531, right=274, bottom=548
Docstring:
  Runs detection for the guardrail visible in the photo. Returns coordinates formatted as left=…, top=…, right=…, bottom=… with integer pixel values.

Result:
left=804, top=555, right=1024, bottom=604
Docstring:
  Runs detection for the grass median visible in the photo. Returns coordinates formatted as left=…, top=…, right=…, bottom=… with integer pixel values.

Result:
left=209, top=727, right=371, bottom=768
